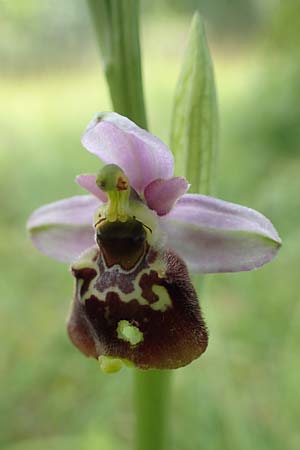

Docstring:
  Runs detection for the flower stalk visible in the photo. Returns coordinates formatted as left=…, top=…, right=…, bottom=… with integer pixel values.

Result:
left=87, top=2, right=170, bottom=449
left=134, top=370, right=172, bottom=450
left=86, top=0, right=147, bottom=129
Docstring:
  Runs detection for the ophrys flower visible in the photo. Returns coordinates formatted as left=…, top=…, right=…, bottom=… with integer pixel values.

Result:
left=27, top=112, right=281, bottom=371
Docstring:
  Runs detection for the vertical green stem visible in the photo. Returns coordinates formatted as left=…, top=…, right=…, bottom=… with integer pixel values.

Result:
left=86, top=2, right=171, bottom=450
left=134, top=370, right=172, bottom=450
left=86, top=0, right=147, bottom=128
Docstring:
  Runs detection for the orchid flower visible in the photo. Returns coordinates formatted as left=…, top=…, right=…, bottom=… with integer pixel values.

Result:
left=27, top=112, right=281, bottom=372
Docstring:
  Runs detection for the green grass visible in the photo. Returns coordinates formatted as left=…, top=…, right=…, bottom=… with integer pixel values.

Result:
left=1, top=29, right=300, bottom=450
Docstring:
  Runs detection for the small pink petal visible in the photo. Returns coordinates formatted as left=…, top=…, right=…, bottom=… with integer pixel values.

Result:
left=160, top=194, right=281, bottom=273
left=144, top=177, right=189, bottom=216
left=27, top=195, right=100, bottom=262
left=76, top=174, right=108, bottom=201
left=81, top=112, right=174, bottom=193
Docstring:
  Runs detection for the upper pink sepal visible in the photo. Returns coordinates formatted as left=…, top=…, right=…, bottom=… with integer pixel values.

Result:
left=81, top=112, right=174, bottom=194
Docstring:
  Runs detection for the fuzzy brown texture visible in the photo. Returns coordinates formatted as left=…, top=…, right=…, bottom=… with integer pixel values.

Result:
left=68, top=219, right=208, bottom=369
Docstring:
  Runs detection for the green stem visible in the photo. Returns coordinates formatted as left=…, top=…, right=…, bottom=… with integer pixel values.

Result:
left=86, top=0, right=147, bottom=128
left=86, top=2, right=171, bottom=449
left=134, top=370, right=172, bottom=450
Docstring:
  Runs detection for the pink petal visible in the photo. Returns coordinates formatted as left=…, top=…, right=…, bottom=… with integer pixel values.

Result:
left=160, top=194, right=281, bottom=273
left=144, top=177, right=189, bottom=216
left=27, top=195, right=100, bottom=262
left=81, top=112, right=174, bottom=193
left=76, top=174, right=108, bottom=201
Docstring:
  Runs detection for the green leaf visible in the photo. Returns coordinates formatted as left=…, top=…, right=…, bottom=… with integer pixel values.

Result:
left=87, top=0, right=147, bottom=129
left=170, top=12, right=218, bottom=195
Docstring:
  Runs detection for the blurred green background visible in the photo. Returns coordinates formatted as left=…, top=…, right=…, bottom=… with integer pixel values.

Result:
left=1, top=1, right=299, bottom=449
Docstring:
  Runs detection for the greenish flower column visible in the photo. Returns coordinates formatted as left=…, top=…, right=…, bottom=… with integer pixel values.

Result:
left=86, top=3, right=217, bottom=450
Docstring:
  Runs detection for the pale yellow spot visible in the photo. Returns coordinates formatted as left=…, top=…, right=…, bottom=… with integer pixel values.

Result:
left=151, top=285, right=172, bottom=312
left=98, top=356, right=124, bottom=374
left=117, top=320, right=144, bottom=345
left=72, top=246, right=98, bottom=271
left=130, top=200, right=161, bottom=247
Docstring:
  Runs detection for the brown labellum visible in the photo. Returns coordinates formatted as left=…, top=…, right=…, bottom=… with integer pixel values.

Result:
left=68, top=218, right=208, bottom=370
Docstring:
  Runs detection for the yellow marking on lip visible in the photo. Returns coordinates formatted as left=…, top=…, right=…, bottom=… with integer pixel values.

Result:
left=150, top=285, right=172, bottom=312
left=80, top=266, right=168, bottom=306
left=117, top=320, right=144, bottom=345
left=94, top=217, right=106, bottom=228
left=73, top=245, right=169, bottom=309
left=71, top=246, right=99, bottom=271
left=98, top=356, right=124, bottom=374
left=98, top=356, right=134, bottom=374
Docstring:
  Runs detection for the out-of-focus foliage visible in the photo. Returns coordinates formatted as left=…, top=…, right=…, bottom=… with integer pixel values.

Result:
left=266, top=0, right=300, bottom=55
left=144, top=0, right=263, bottom=34
left=0, top=0, right=93, bottom=74
left=0, top=0, right=281, bottom=74
left=226, top=0, right=300, bottom=171
left=1, top=1, right=299, bottom=450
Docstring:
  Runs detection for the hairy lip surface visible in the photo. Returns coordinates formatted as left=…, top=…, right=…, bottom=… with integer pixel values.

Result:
left=69, top=246, right=208, bottom=370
